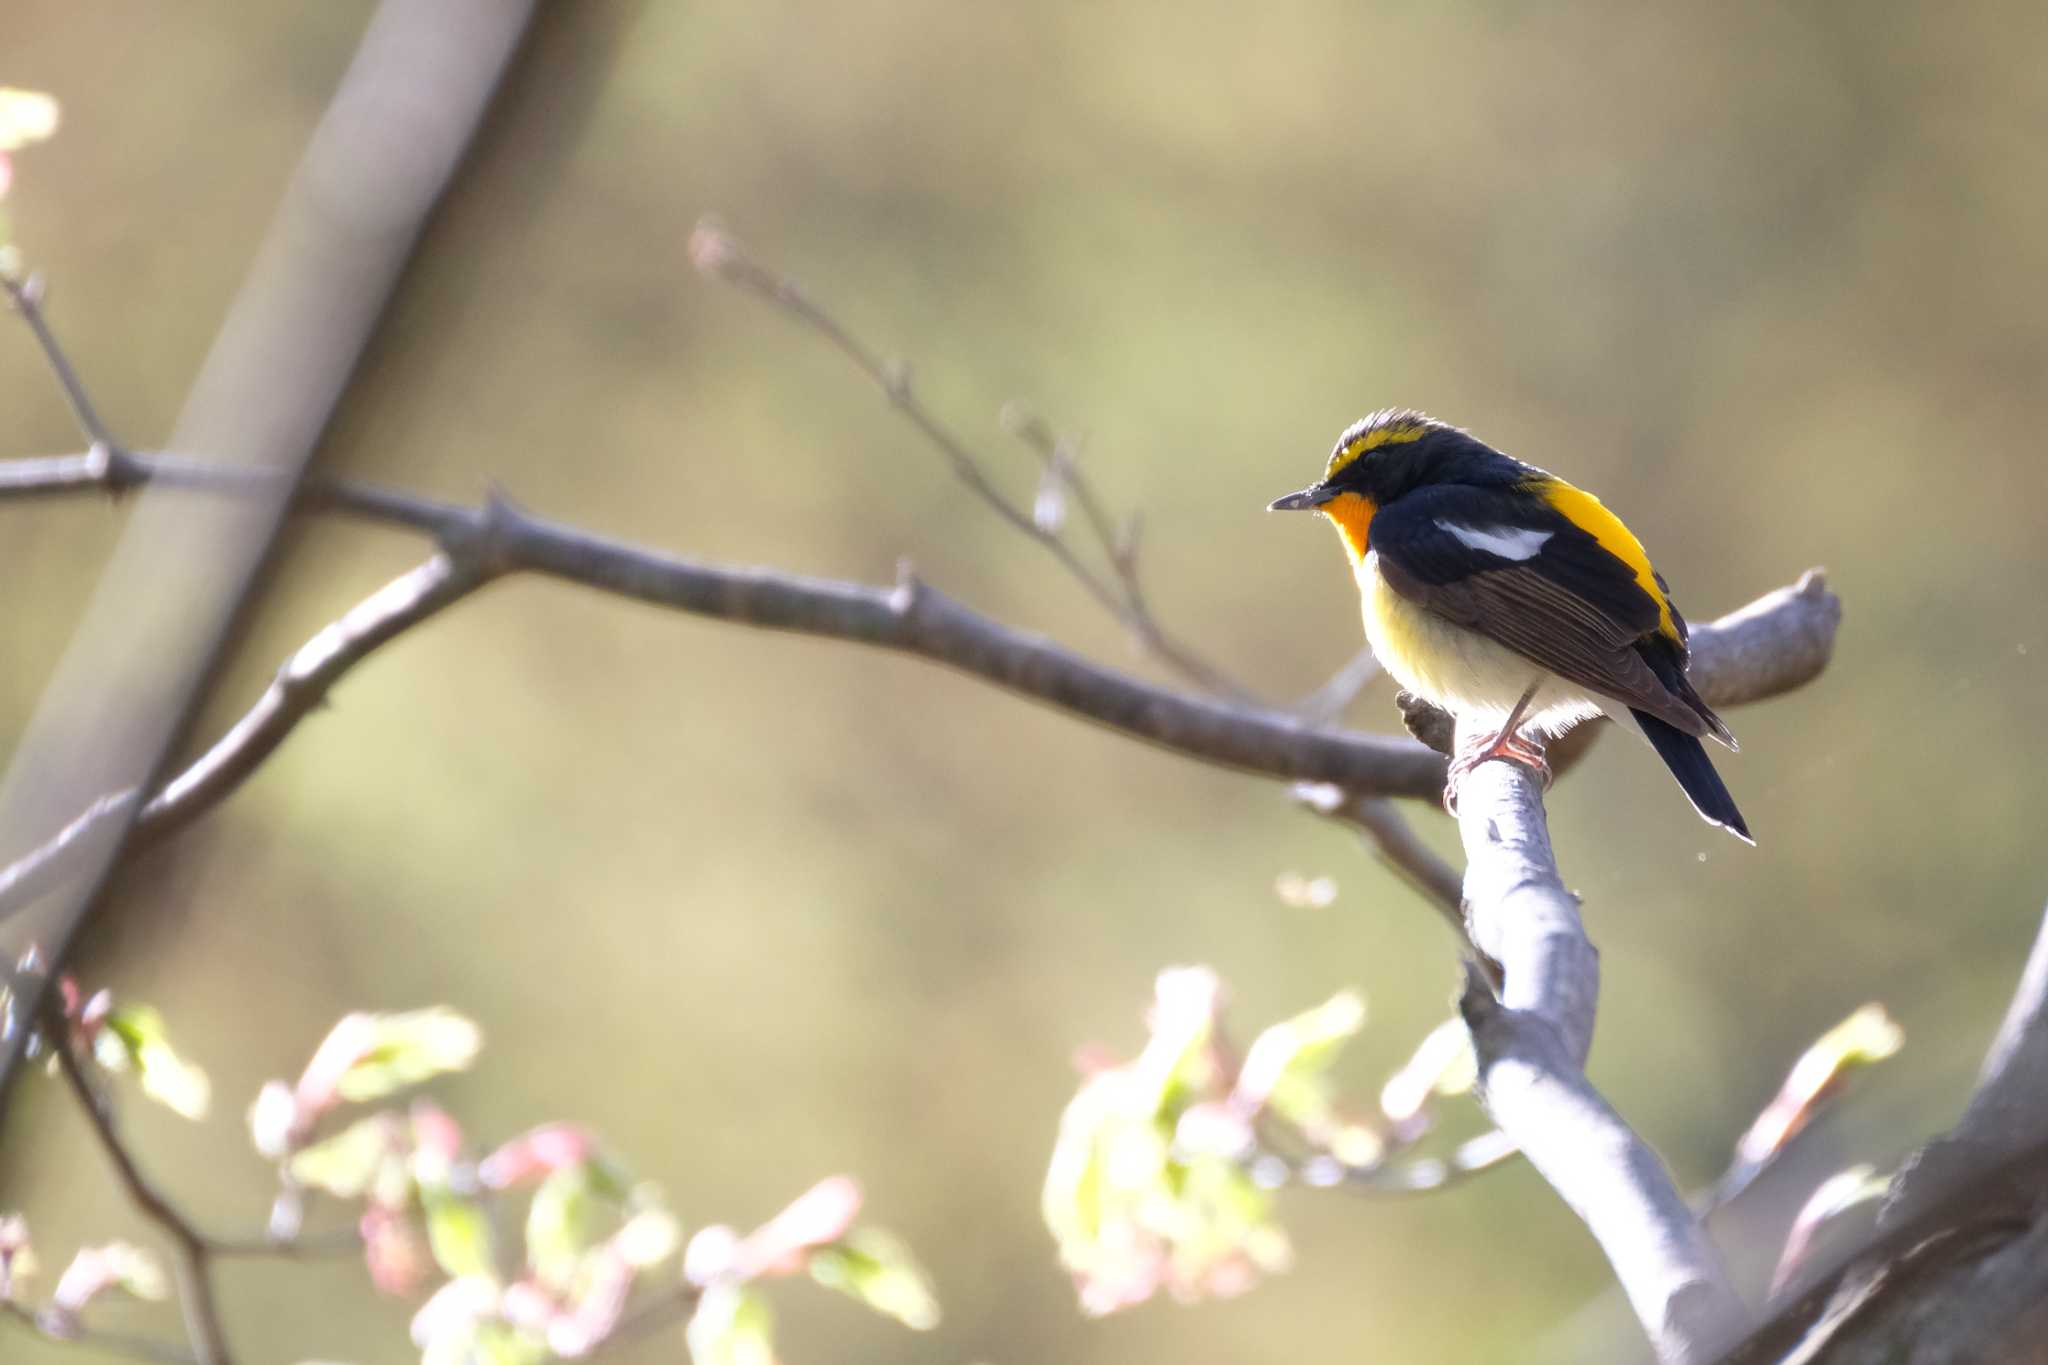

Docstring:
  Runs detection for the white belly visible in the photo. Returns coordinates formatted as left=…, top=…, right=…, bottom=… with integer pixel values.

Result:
left=1358, top=552, right=1601, bottom=736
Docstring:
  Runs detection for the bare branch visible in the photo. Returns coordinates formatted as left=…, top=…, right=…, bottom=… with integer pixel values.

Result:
left=3, top=275, right=120, bottom=451
left=1, top=1299, right=199, bottom=1365
left=1453, top=752, right=1751, bottom=1363
left=0, top=431, right=1839, bottom=934
left=140, top=553, right=492, bottom=841
left=1292, top=782, right=1475, bottom=947
left=0, top=555, right=490, bottom=923
left=690, top=219, right=1254, bottom=700
left=51, top=1025, right=233, bottom=1365
left=1292, top=646, right=1382, bottom=726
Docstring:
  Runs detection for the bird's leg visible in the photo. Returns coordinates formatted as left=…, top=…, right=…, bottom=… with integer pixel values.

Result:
left=1444, top=683, right=1551, bottom=815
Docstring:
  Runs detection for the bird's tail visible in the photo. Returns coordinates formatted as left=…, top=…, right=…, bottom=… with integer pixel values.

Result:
left=1630, top=707, right=1753, bottom=844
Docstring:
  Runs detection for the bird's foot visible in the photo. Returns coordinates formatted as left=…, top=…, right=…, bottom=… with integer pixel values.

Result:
left=1444, top=726, right=1552, bottom=816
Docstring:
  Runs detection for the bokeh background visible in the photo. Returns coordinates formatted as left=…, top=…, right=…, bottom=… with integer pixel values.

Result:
left=3, top=2, right=2046, bottom=1361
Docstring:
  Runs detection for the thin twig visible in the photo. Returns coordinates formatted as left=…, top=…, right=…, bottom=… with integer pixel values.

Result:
left=205, top=1230, right=361, bottom=1261
left=1, top=1299, right=199, bottom=1365
left=1257, top=1128, right=1518, bottom=1198
left=50, top=1023, right=233, bottom=1365
left=1000, top=405, right=1252, bottom=699
left=0, top=554, right=490, bottom=923
left=588, top=1282, right=701, bottom=1358
left=1291, top=646, right=1382, bottom=725
left=1291, top=784, right=1465, bottom=931
left=3, top=275, right=119, bottom=451
left=689, top=220, right=1255, bottom=700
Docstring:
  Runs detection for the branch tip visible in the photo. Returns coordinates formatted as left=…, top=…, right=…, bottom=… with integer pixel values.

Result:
left=687, top=216, right=742, bottom=281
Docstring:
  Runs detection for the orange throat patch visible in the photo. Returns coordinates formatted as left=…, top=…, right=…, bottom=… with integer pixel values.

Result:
left=1319, top=491, right=1377, bottom=564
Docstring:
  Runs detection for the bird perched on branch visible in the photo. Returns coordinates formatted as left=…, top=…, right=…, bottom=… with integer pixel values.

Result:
left=1270, top=410, right=1750, bottom=842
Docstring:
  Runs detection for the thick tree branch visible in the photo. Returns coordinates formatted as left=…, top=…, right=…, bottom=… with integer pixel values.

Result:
left=1880, top=899, right=2048, bottom=1234
left=1454, top=752, right=1751, bottom=1363
left=0, top=437, right=1839, bottom=932
left=1711, top=903, right=2048, bottom=1362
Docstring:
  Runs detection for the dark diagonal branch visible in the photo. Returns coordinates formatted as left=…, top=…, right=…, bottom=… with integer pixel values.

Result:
left=0, top=433, right=1838, bottom=930
left=50, top=1023, right=232, bottom=1365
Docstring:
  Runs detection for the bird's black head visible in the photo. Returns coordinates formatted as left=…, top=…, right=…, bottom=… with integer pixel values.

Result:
left=1269, top=409, right=1519, bottom=513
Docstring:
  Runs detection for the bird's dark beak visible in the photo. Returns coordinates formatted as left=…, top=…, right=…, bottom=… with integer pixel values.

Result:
left=1268, top=485, right=1335, bottom=512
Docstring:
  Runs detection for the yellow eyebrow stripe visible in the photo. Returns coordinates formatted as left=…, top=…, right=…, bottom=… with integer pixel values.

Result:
left=1325, top=420, right=1428, bottom=479
left=1533, top=478, right=1680, bottom=641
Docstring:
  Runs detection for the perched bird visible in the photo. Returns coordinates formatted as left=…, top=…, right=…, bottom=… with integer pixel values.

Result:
left=1270, top=409, right=1750, bottom=842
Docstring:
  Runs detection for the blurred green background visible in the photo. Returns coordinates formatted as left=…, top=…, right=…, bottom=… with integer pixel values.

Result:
left=3, top=2, right=2046, bottom=1361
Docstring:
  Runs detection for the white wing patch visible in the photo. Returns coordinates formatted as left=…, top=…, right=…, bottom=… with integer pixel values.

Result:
left=1439, top=521, right=1553, bottom=561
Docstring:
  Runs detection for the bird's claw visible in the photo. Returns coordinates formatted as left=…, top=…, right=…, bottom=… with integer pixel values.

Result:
left=1443, top=727, right=1552, bottom=816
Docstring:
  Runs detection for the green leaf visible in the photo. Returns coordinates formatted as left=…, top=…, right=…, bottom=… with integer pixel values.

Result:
left=808, top=1228, right=941, bottom=1331
left=470, top=1323, right=549, bottom=1365
left=99, top=1004, right=210, bottom=1120
left=686, top=1283, right=776, bottom=1365
left=332, top=1008, right=482, bottom=1104
left=1380, top=1017, right=1477, bottom=1125
left=1234, top=989, right=1366, bottom=1129
left=0, top=90, right=57, bottom=152
left=525, top=1165, right=603, bottom=1291
left=614, top=1203, right=681, bottom=1270
left=423, top=1188, right=495, bottom=1282
left=288, top=1113, right=405, bottom=1200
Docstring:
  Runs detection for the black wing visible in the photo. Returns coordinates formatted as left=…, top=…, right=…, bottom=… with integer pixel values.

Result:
left=1369, top=483, right=1715, bottom=737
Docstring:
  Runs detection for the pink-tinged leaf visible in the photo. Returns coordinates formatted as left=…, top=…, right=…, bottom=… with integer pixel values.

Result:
left=0, top=1213, right=35, bottom=1301
left=1770, top=1165, right=1892, bottom=1296
left=479, top=1124, right=595, bottom=1191
left=249, top=1080, right=304, bottom=1158
left=52, top=1242, right=166, bottom=1314
left=362, top=1204, right=433, bottom=1298
left=544, top=1248, right=633, bottom=1358
left=737, top=1176, right=864, bottom=1278
left=1044, top=969, right=1303, bottom=1316
left=411, top=1100, right=466, bottom=1182
left=1717, top=1004, right=1905, bottom=1207
left=296, top=1008, right=483, bottom=1117
left=410, top=1274, right=499, bottom=1349
left=684, top=1225, right=743, bottom=1288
